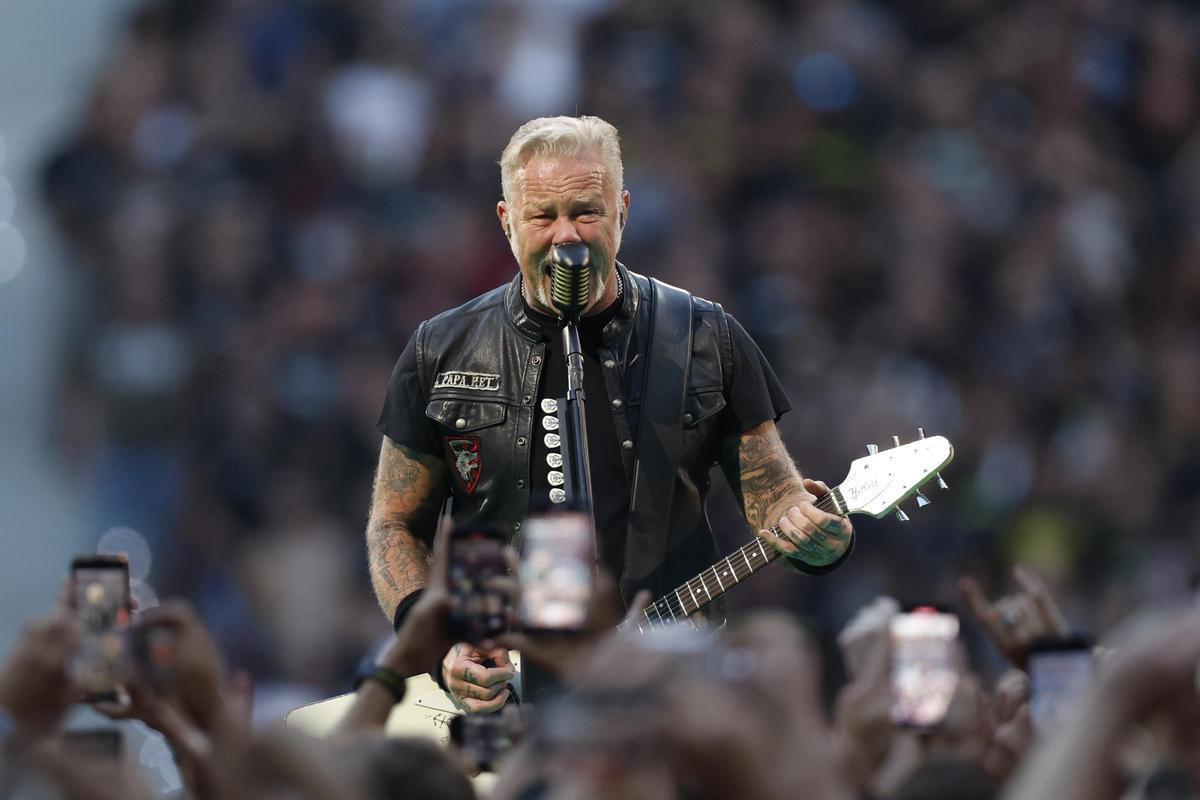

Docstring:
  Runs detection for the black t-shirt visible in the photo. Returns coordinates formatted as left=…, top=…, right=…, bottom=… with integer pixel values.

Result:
left=376, top=291, right=792, bottom=576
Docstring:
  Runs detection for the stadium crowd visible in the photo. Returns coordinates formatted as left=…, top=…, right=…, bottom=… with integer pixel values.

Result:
left=27, top=0, right=1200, bottom=791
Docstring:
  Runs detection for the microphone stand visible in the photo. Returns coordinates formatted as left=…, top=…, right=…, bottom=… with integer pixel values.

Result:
left=558, top=315, right=597, bottom=557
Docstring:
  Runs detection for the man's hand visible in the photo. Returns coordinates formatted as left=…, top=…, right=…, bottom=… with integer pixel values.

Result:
left=758, top=478, right=853, bottom=567
left=441, top=643, right=514, bottom=713
left=723, top=421, right=853, bottom=569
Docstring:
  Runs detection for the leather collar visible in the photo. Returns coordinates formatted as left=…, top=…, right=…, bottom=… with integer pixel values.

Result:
left=505, top=262, right=639, bottom=345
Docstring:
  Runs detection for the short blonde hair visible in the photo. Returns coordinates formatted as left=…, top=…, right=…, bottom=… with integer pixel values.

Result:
left=499, top=116, right=624, bottom=207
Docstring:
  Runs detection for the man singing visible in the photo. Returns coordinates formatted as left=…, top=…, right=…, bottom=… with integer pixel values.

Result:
left=367, top=115, right=853, bottom=712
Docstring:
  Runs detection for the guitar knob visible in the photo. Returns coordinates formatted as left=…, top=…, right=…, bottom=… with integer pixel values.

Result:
left=916, top=491, right=931, bottom=508
left=936, top=473, right=949, bottom=491
left=895, top=509, right=910, bottom=523
left=866, top=443, right=879, bottom=455
left=892, top=435, right=902, bottom=447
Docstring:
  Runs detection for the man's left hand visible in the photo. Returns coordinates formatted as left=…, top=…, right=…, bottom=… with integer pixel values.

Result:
left=758, top=478, right=852, bottom=567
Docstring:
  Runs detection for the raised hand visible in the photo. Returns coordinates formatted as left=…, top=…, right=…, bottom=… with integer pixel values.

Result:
left=0, top=610, right=79, bottom=739
left=957, top=565, right=1067, bottom=668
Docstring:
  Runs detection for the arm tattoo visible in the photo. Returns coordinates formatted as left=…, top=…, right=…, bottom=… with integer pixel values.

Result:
left=366, top=438, right=448, bottom=619
left=721, top=421, right=807, bottom=532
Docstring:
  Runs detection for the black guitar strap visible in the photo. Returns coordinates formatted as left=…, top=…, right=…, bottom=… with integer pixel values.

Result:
left=622, top=277, right=694, bottom=602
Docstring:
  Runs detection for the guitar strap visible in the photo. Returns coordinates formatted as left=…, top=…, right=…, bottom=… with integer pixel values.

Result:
left=621, top=277, right=693, bottom=603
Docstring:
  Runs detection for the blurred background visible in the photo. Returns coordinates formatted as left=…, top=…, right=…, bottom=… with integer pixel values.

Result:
left=5, top=0, right=1200, bottom=718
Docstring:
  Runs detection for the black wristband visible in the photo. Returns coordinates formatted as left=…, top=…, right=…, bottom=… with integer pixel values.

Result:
left=354, top=665, right=407, bottom=705
left=391, top=589, right=425, bottom=632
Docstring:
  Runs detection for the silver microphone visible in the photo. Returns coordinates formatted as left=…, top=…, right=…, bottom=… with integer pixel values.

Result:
left=550, top=243, right=590, bottom=322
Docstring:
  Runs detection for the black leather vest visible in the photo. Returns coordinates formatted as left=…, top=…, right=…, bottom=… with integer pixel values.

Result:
left=414, top=264, right=734, bottom=596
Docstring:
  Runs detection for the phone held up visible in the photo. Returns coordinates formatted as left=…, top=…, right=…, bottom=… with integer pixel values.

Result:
left=518, top=510, right=593, bottom=634
left=889, top=605, right=961, bottom=730
left=1027, top=634, right=1094, bottom=733
left=448, top=526, right=510, bottom=644
left=69, top=556, right=132, bottom=703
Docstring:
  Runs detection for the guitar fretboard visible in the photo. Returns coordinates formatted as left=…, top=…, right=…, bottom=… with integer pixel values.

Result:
left=623, top=489, right=846, bottom=632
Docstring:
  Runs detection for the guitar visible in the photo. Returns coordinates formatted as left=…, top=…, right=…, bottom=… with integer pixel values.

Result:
left=286, top=431, right=954, bottom=741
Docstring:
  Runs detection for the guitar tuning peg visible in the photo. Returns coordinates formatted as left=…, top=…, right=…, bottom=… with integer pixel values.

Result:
left=915, top=491, right=931, bottom=508
left=936, top=473, right=949, bottom=491
left=917, top=427, right=926, bottom=439
left=895, top=508, right=910, bottom=523
left=892, top=435, right=902, bottom=447
left=866, top=443, right=879, bottom=455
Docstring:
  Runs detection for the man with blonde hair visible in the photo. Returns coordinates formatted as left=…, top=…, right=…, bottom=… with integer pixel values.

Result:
left=367, top=115, right=853, bottom=710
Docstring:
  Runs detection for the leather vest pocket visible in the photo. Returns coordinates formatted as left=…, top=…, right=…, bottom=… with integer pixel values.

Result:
left=684, top=389, right=726, bottom=428
left=425, top=399, right=508, bottom=432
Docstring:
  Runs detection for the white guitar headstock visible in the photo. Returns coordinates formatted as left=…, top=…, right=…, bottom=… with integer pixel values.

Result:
left=838, top=432, right=954, bottom=518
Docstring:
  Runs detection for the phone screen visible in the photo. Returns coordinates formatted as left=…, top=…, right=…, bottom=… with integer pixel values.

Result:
left=518, top=511, right=593, bottom=632
left=70, top=557, right=130, bottom=702
left=889, top=608, right=960, bottom=729
left=448, top=528, right=509, bottom=643
left=1028, top=644, right=1092, bottom=733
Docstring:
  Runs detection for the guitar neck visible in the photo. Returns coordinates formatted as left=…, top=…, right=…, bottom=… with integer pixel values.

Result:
left=621, top=488, right=847, bottom=632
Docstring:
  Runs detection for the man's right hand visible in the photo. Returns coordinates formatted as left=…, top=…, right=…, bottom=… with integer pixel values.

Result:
left=441, top=643, right=515, bottom=713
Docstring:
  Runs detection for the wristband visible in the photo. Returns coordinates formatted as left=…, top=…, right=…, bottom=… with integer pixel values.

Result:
left=353, top=665, right=408, bottom=705
left=391, top=589, right=425, bottom=632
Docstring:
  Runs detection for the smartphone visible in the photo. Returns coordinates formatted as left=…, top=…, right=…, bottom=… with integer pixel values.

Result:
left=518, top=511, right=593, bottom=633
left=889, top=606, right=961, bottom=729
left=447, top=526, right=510, bottom=643
left=1028, top=635, right=1093, bottom=733
left=70, top=556, right=131, bottom=703
left=62, top=728, right=123, bottom=761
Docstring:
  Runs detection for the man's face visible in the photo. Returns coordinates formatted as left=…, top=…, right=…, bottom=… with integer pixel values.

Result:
left=498, top=155, right=630, bottom=316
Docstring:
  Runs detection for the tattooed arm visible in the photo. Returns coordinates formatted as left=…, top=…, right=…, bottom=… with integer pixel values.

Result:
left=366, top=437, right=450, bottom=619
left=721, top=421, right=852, bottom=568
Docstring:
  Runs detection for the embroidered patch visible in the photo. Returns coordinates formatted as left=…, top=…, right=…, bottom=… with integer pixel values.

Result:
left=434, top=371, right=501, bottom=392
left=446, top=436, right=482, bottom=493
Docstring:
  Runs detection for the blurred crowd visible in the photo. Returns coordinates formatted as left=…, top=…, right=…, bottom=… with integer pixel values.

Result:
left=5, top=547, right=1200, bottom=799
left=37, top=0, right=1200, bottom=705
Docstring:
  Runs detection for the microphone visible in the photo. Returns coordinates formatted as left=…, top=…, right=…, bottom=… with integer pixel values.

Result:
left=550, top=243, right=591, bottom=323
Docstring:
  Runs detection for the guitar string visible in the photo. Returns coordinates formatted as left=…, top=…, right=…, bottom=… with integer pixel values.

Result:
left=636, top=492, right=841, bottom=628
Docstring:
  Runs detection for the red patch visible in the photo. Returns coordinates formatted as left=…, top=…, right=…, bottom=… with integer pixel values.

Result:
left=446, top=436, right=482, bottom=494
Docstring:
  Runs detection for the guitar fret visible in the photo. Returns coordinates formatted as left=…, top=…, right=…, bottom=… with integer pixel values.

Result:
left=698, top=574, right=712, bottom=600
left=665, top=600, right=677, bottom=623
left=756, top=538, right=770, bottom=562
left=713, top=568, right=725, bottom=592
left=686, top=582, right=700, bottom=609
left=742, top=548, right=754, bottom=572
left=653, top=603, right=665, bottom=626
left=724, top=557, right=739, bottom=583
left=675, top=588, right=689, bottom=616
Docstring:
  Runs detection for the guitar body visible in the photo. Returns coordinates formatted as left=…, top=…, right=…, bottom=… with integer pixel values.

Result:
left=286, top=653, right=523, bottom=742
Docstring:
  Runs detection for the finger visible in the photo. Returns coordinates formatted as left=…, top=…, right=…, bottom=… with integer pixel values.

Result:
left=446, top=677, right=506, bottom=701
left=454, top=661, right=515, bottom=688
left=459, top=688, right=510, bottom=714
left=793, top=503, right=848, bottom=536
left=1013, top=565, right=1067, bottom=635
left=760, top=528, right=797, bottom=557
left=957, top=576, right=1004, bottom=638
left=622, top=589, right=653, bottom=627
left=801, top=478, right=830, bottom=497
left=485, top=647, right=514, bottom=670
